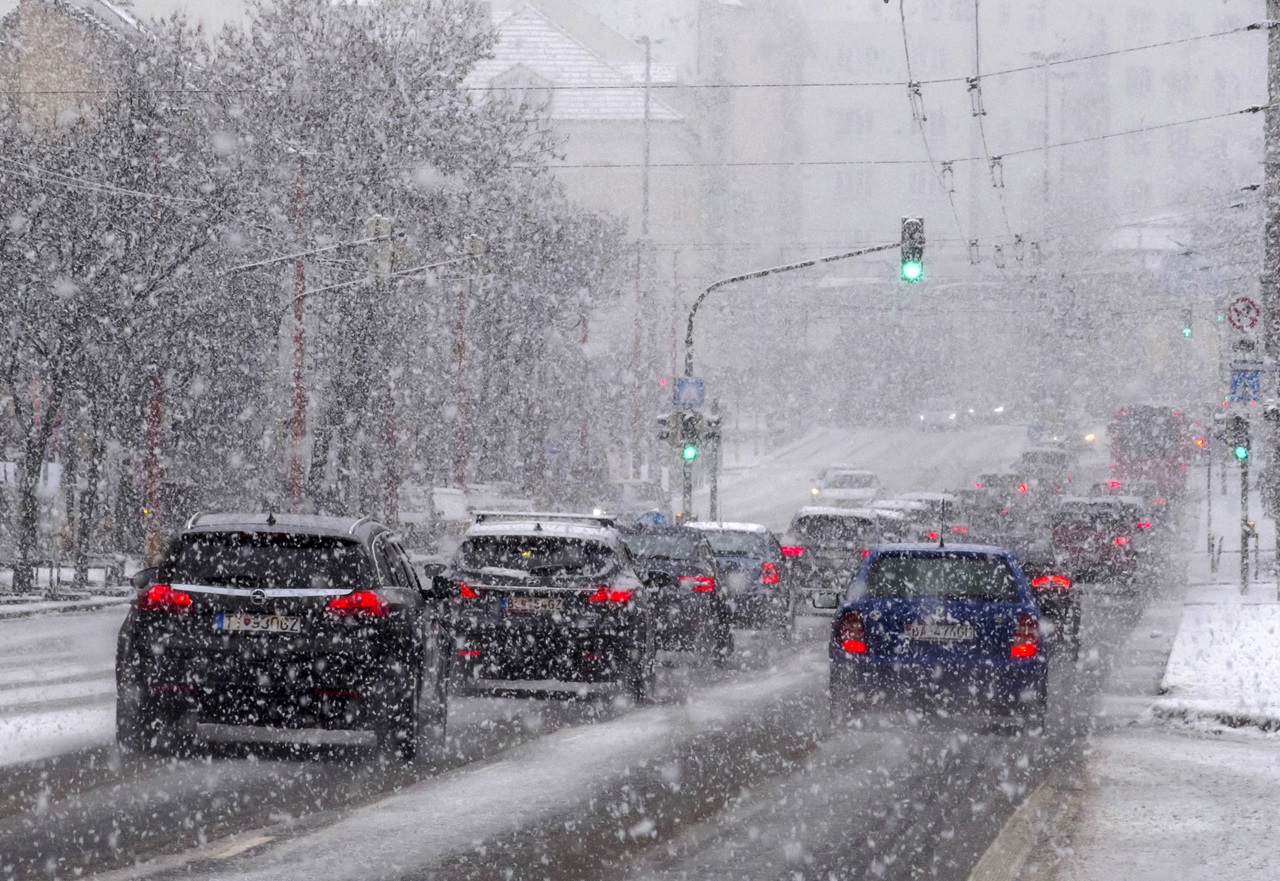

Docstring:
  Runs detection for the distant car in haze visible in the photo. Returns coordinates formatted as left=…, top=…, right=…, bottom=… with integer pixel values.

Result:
left=810, top=468, right=883, bottom=508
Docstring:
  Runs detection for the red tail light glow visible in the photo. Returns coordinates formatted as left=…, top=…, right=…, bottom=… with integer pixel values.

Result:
left=761, top=561, right=780, bottom=584
left=780, top=545, right=805, bottom=557
left=458, top=582, right=479, bottom=599
left=679, top=575, right=716, bottom=593
left=1106, top=480, right=1122, bottom=488
left=860, top=548, right=870, bottom=558
left=1010, top=613, right=1038, bottom=658
left=839, top=610, right=866, bottom=654
left=1114, top=536, right=1131, bottom=546
left=455, top=649, right=481, bottom=658
left=136, top=583, right=192, bottom=612
left=326, top=590, right=391, bottom=617
left=1017, top=483, right=1028, bottom=493
left=1153, top=497, right=1167, bottom=505
left=926, top=531, right=939, bottom=541
left=1030, top=574, right=1071, bottom=591
left=586, top=586, right=633, bottom=603
left=950, top=525, right=969, bottom=534
left=1135, top=521, right=1152, bottom=530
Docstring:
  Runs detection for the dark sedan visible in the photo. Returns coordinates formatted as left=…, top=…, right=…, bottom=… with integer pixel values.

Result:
left=686, top=521, right=795, bottom=635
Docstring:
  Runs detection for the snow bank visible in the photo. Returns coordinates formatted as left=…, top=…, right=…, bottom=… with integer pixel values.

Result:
left=1158, top=602, right=1280, bottom=730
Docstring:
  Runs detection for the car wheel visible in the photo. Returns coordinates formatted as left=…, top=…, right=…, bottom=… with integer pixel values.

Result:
left=115, top=692, right=147, bottom=754
left=117, top=692, right=191, bottom=757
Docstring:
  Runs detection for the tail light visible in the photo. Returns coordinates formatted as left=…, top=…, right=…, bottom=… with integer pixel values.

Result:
left=679, top=575, right=715, bottom=593
left=1029, top=573, right=1071, bottom=591
left=950, top=525, right=969, bottom=534
left=458, top=582, right=480, bottom=599
left=838, top=610, right=866, bottom=654
left=585, top=586, right=633, bottom=604
left=1010, top=613, right=1039, bottom=658
left=1113, top=536, right=1131, bottom=546
left=1152, top=497, right=1167, bottom=505
left=326, top=590, right=391, bottom=617
left=760, top=561, right=780, bottom=584
left=1106, top=480, right=1122, bottom=488
left=926, top=530, right=939, bottom=541
left=860, top=548, right=870, bottom=558
left=1018, top=483, right=1028, bottom=493
left=1135, top=521, right=1152, bottom=530
left=780, top=545, right=804, bottom=557
left=136, top=583, right=192, bottom=613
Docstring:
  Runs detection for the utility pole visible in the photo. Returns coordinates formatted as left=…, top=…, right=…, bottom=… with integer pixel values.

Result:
left=288, top=162, right=308, bottom=513
left=1266, top=1, right=1280, bottom=578
left=641, top=35, right=652, bottom=238
left=1242, top=452, right=1250, bottom=594
left=454, top=234, right=485, bottom=490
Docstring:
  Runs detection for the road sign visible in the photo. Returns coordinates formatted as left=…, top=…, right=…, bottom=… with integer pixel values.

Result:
left=674, top=376, right=705, bottom=410
left=1230, top=368, right=1261, bottom=402
left=1227, top=296, right=1260, bottom=332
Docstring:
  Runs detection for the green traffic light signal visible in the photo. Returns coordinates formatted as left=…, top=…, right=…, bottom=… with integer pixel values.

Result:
left=901, top=260, right=923, bottom=282
left=1182, top=327, right=1192, bottom=338
left=1234, top=444, right=1249, bottom=461
left=682, top=444, right=698, bottom=461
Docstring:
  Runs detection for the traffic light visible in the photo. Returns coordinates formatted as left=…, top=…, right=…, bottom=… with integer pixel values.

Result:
left=656, top=413, right=672, bottom=443
left=1227, top=414, right=1250, bottom=461
left=1181, top=306, right=1193, bottom=338
left=900, top=216, right=924, bottom=282
left=678, top=411, right=702, bottom=462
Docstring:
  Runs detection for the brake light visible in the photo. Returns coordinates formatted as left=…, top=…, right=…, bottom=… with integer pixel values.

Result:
left=1010, top=613, right=1038, bottom=658
left=455, top=649, right=481, bottom=658
left=860, top=548, right=870, bottom=558
left=586, top=586, right=633, bottom=603
left=1029, top=574, right=1071, bottom=591
left=926, top=530, right=939, bottom=541
left=1106, top=480, right=1122, bottom=488
left=1135, top=521, right=1152, bottom=530
left=1114, top=535, right=1131, bottom=546
left=326, top=590, right=391, bottom=617
left=135, top=583, right=192, bottom=612
left=679, top=575, right=715, bottom=593
left=458, top=582, right=479, bottom=599
left=780, top=545, right=804, bottom=557
left=1018, top=483, right=1028, bottom=493
left=838, top=610, right=866, bottom=654
left=1152, top=497, right=1166, bottom=505
left=950, top=525, right=969, bottom=534
left=761, top=561, right=780, bottom=584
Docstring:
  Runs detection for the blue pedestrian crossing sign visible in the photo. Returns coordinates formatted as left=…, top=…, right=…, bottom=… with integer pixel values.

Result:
left=674, top=376, right=706, bottom=410
left=1230, top=369, right=1260, bottom=402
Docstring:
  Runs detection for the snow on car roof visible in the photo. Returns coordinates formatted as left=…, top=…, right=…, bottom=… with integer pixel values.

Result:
left=464, top=520, right=617, bottom=542
left=870, top=542, right=1015, bottom=556
left=896, top=491, right=958, bottom=503
left=795, top=506, right=879, bottom=518
left=684, top=521, right=770, bottom=534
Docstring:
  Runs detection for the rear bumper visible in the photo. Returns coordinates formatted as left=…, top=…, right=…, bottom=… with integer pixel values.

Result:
left=450, top=612, right=644, bottom=686
left=724, top=589, right=788, bottom=626
left=652, top=593, right=726, bottom=649
left=829, top=651, right=1047, bottom=710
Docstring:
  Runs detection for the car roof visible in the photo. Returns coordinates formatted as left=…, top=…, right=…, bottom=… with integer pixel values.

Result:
left=1056, top=497, right=1143, bottom=510
left=870, top=542, right=1015, bottom=557
left=183, top=512, right=383, bottom=541
left=794, top=506, right=879, bottom=519
left=685, top=521, right=771, bottom=534
left=871, top=499, right=931, bottom=513
left=464, top=520, right=619, bottom=543
left=896, top=491, right=957, bottom=503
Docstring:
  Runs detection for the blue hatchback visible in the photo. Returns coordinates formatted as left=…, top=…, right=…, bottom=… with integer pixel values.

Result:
left=828, top=544, right=1048, bottom=726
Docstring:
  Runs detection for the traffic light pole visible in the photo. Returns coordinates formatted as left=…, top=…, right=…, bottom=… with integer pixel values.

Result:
left=1242, top=456, right=1250, bottom=594
left=682, top=458, right=693, bottom=522
left=682, top=242, right=898, bottom=377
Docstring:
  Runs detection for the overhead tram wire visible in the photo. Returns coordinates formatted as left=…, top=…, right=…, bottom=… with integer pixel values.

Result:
left=898, top=0, right=967, bottom=241
left=0, top=25, right=1261, bottom=97
left=970, top=0, right=1015, bottom=240
left=543, top=103, right=1269, bottom=170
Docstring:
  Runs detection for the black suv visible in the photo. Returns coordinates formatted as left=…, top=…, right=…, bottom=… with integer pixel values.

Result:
left=443, top=513, right=657, bottom=701
left=115, top=513, right=449, bottom=761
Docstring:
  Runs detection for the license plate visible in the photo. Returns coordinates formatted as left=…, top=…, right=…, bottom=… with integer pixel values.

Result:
left=903, top=621, right=976, bottom=642
left=505, top=595, right=564, bottom=614
left=214, top=613, right=302, bottom=634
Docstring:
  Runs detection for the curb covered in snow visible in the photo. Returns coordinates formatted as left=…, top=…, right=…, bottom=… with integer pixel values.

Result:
left=0, top=595, right=131, bottom=620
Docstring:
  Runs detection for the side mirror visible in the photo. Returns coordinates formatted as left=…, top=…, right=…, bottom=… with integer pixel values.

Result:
left=811, top=592, right=840, bottom=610
left=130, top=567, right=158, bottom=592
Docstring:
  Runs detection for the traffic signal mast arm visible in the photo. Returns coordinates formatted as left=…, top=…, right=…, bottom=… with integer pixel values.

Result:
left=682, top=241, right=899, bottom=377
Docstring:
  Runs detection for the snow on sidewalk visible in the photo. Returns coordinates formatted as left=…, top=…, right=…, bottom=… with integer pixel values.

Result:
left=1052, top=729, right=1280, bottom=881
left=1158, top=596, right=1280, bottom=729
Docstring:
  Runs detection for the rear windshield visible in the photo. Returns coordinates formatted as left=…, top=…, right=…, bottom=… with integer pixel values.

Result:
left=791, top=515, right=877, bottom=546
left=826, top=473, right=876, bottom=489
left=456, top=535, right=616, bottom=578
left=864, top=553, right=1019, bottom=602
left=622, top=532, right=703, bottom=561
left=696, top=531, right=775, bottom=557
left=165, top=532, right=371, bottom=591
left=1052, top=508, right=1136, bottom=530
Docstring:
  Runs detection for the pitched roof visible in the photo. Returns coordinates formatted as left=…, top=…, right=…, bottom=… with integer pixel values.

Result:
left=468, top=3, right=681, bottom=123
